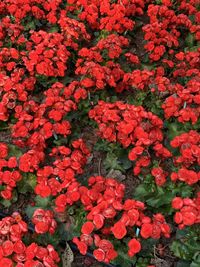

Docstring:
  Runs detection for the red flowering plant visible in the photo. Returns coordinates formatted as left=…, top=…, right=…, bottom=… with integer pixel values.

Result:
left=70, top=175, right=171, bottom=264
left=22, top=31, right=70, bottom=77
left=0, top=0, right=200, bottom=266
left=89, top=100, right=171, bottom=176
left=0, top=212, right=60, bottom=267
left=32, top=208, right=57, bottom=235
left=0, top=142, right=22, bottom=202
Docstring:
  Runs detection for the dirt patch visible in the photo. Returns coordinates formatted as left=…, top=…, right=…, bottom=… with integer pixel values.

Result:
left=72, top=253, right=103, bottom=267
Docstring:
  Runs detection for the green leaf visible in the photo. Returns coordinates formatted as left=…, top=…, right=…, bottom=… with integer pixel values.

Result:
left=191, top=252, right=200, bottom=267
left=35, top=196, right=52, bottom=208
left=146, top=190, right=174, bottom=208
left=35, top=231, right=60, bottom=247
left=112, top=250, right=136, bottom=267
left=185, top=33, right=194, bottom=47
left=171, top=237, right=200, bottom=261
left=25, top=205, right=38, bottom=219
left=24, top=20, right=36, bottom=30
left=191, top=261, right=200, bottom=267
left=177, top=260, right=191, bottom=267
left=18, top=173, right=36, bottom=193
left=134, top=184, right=152, bottom=199
left=120, top=156, right=132, bottom=170
left=1, top=199, right=12, bottom=207
left=176, top=228, right=189, bottom=239
left=136, top=257, right=151, bottom=267
left=103, top=152, right=123, bottom=172
left=8, top=144, right=23, bottom=158
left=171, top=241, right=191, bottom=260
left=48, top=26, right=59, bottom=33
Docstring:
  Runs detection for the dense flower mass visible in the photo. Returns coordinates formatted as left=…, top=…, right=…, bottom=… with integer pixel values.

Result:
left=0, top=0, right=199, bottom=265
left=72, top=175, right=170, bottom=262
left=0, top=213, right=60, bottom=266
left=172, top=194, right=200, bottom=229
left=89, top=100, right=171, bottom=175
left=32, top=208, right=57, bottom=234
left=0, top=143, right=22, bottom=200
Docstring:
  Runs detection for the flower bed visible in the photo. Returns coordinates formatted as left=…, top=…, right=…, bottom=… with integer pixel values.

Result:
left=0, top=0, right=199, bottom=266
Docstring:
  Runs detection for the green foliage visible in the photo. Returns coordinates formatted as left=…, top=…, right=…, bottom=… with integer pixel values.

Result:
left=1, top=190, right=18, bottom=207
left=164, top=121, right=191, bottom=140
left=35, top=231, right=60, bottom=247
left=185, top=33, right=195, bottom=48
left=134, top=175, right=193, bottom=214
left=62, top=206, right=87, bottom=241
left=1, top=199, right=12, bottom=208
left=17, top=173, right=36, bottom=194
left=112, top=250, right=136, bottom=267
left=126, top=91, right=163, bottom=117
left=139, top=238, right=158, bottom=258
left=112, top=240, right=136, bottom=267
left=25, top=196, right=53, bottom=218
left=35, top=195, right=53, bottom=208
left=135, top=257, right=151, bottom=267
left=8, top=144, right=23, bottom=158
left=171, top=226, right=200, bottom=266
left=94, top=139, right=132, bottom=173
left=22, top=16, right=45, bottom=31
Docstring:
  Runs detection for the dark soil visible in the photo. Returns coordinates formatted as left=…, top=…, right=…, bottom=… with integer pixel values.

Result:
left=72, top=253, right=103, bottom=267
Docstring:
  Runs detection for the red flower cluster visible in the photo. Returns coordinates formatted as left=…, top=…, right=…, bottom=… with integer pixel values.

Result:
left=0, top=0, right=199, bottom=264
left=0, top=212, right=27, bottom=241
left=89, top=101, right=171, bottom=175
left=140, top=213, right=170, bottom=239
left=151, top=167, right=168, bottom=186
left=0, top=0, right=62, bottom=23
left=58, top=11, right=91, bottom=50
left=36, top=139, right=90, bottom=202
left=128, top=238, right=141, bottom=257
left=0, top=213, right=60, bottom=266
left=0, top=70, right=36, bottom=121
left=170, top=131, right=200, bottom=185
left=172, top=194, right=200, bottom=229
left=75, top=34, right=128, bottom=91
left=0, top=143, right=21, bottom=200
left=12, top=80, right=90, bottom=151
left=171, top=168, right=200, bottom=186
left=170, top=130, right=200, bottom=167
left=23, top=31, right=70, bottom=77
left=68, top=0, right=145, bottom=33
left=124, top=69, right=154, bottom=90
left=32, top=209, right=57, bottom=234
left=72, top=176, right=170, bottom=261
left=143, top=1, right=200, bottom=61
left=162, top=78, right=200, bottom=124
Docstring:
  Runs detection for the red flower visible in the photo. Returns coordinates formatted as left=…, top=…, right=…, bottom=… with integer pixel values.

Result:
left=35, top=221, right=49, bottom=234
left=13, top=240, right=26, bottom=254
left=175, top=52, right=184, bottom=60
left=0, top=143, right=8, bottom=158
left=182, top=211, right=196, bottom=226
left=35, top=184, right=51, bottom=198
left=111, top=221, right=127, bottom=239
left=0, top=258, right=13, bottom=267
left=93, top=249, right=105, bottom=262
left=26, top=243, right=38, bottom=260
left=172, top=197, right=183, bottom=209
left=128, top=238, right=141, bottom=257
left=93, top=214, right=104, bottom=229
left=2, top=240, right=13, bottom=256
left=141, top=223, right=153, bottom=239
left=81, top=222, right=94, bottom=235
left=73, top=237, right=87, bottom=255
left=32, top=209, right=57, bottom=234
